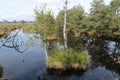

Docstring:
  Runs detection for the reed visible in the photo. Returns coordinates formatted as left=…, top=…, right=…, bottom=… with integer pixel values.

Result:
left=46, top=49, right=88, bottom=70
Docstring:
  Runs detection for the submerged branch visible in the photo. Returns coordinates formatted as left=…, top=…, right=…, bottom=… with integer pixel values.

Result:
left=2, top=30, right=28, bottom=53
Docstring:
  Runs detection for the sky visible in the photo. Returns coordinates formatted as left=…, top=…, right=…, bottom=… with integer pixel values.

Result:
left=0, top=0, right=112, bottom=21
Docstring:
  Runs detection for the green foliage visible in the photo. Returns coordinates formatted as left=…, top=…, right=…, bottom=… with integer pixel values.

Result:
left=56, top=4, right=88, bottom=39
left=113, top=31, right=120, bottom=35
left=110, top=0, right=120, bottom=11
left=88, top=0, right=120, bottom=36
left=110, top=0, right=120, bottom=30
left=89, top=0, right=106, bottom=32
left=46, top=49, right=88, bottom=69
left=32, top=0, right=120, bottom=41
left=67, top=5, right=85, bottom=28
left=56, top=4, right=86, bottom=28
left=34, top=6, right=57, bottom=39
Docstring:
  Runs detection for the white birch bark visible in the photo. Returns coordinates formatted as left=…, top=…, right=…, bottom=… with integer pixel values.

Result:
left=63, top=0, right=68, bottom=49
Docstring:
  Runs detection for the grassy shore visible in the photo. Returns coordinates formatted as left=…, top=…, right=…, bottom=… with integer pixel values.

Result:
left=46, top=49, right=88, bottom=73
left=0, top=22, right=33, bottom=37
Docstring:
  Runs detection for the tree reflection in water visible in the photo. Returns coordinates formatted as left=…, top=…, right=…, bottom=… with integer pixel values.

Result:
left=0, top=30, right=119, bottom=80
left=0, top=66, right=3, bottom=78
left=88, top=38, right=120, bottom=74
left=0, top=30, right=28, bottom=53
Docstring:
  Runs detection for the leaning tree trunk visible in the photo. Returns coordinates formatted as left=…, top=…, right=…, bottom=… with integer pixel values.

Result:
left=63, top=0, right=68, bottom=49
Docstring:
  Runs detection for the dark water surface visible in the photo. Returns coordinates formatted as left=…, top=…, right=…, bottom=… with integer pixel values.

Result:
left=0, top=30, right=119, bottom=80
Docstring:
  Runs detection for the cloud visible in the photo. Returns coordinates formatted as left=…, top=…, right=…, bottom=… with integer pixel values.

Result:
left=37, top=0, right=61, bottom=4
left=13, top=12, right=34, bottom=18
left=36, top=0, right=91, bottom=13
left=36, top=0, right=77, bottom=15
left=0, top=12, right=34, bottom=21
left=0, top=0, right=112, bottom=21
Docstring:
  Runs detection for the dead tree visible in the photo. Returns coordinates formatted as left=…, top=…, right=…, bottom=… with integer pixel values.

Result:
left=2, top=30, right=28, bottom=53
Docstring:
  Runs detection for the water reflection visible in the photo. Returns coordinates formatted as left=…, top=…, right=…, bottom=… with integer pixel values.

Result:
left=0, top=66, right=3, bottom=78
left=0, top=30, right=30, bottom=53
left=42, top=34, right=120, bottom=80
left=0, top=29, right=45, bottom=80
left=0, top=29, right=119, bottom=80
left=88, top=38, right=120, bottom=74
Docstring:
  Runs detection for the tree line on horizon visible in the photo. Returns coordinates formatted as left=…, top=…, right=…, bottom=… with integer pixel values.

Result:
left=34, top=0, right=120, bottom=41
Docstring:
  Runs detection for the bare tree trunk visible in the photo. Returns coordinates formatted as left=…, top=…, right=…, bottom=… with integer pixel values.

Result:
left=63, top=0, right=68, bottom=49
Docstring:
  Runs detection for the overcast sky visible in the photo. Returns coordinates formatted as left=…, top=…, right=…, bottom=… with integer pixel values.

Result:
left=0, top=0, right=112, bottom=21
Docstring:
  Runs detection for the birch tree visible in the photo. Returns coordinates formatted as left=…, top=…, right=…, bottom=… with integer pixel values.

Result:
left=63, top=0, right=68, bottom=49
